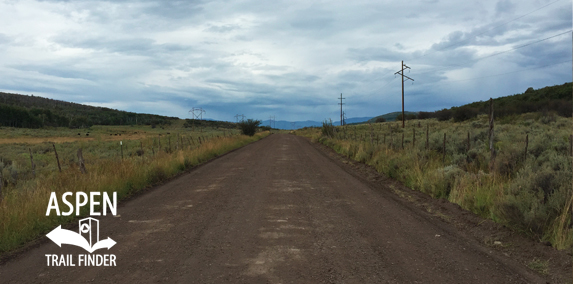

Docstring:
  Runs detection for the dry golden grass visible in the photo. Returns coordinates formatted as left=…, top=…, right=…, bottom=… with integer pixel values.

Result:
left=0, top=131, right=268, bottom=253
left=297, top=114, right=573, bottom=249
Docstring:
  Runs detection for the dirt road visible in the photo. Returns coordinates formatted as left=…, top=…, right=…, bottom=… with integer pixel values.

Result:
left=0, top=134, right=560, bottom=283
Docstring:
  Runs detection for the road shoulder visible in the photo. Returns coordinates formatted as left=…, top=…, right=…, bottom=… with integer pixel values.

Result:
left=300, top=135, right=572, bottom=283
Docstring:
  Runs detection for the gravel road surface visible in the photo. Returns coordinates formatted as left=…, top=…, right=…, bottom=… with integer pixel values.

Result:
left=0, top=134, right=556, bottom=283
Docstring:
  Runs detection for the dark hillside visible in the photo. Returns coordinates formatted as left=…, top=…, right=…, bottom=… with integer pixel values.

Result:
left=0, top=92, right=178, bottom=128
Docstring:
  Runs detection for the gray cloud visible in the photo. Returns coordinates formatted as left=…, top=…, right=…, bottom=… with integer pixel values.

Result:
left=0, top=0, right=570, bottom=122
left=495, top=0, right=516, bottom=16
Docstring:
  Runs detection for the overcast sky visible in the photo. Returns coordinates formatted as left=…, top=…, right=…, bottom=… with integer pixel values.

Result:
left=0, top=0, right=571, bottom=122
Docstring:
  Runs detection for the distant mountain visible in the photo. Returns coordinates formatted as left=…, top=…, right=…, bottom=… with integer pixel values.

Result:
left=261, top=117, right=373, bottom=130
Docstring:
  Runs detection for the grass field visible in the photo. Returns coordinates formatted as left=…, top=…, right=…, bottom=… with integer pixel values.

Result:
left=0, top=121, right=266, bottom=254
left=296, top=112, right=573, bottom=249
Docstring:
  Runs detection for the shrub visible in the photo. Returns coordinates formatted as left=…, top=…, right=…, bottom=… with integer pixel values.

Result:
left=238, top=119, right=261, bottom=136
left=375, top=117, right=386, bottom=123
left=321, top=119, right=335, bottom=138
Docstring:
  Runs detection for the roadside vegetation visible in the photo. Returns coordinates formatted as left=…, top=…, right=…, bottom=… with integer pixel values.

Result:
left=0, top=122, right=269, bottom=254
left=238, top=119, right=262, bottom=136
left=295, top=111, right=572, bottom=249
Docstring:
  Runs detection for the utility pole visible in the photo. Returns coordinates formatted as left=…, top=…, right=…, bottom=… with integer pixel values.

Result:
left=269, top=116, right=275, bottom=128
left=234, top=114, right=245, bottom=123
left=394, top=61, right=414, bottom=128
left=190, top=107, right=206, bottom=132
left=338, top=93, right=345, bottom=126
left=342, top=111, right=347, bottom=126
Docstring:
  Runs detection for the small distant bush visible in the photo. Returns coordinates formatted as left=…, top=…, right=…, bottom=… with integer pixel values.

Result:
left=321, top=119, right=335, bottom=138
left=375, top=117, right=386, bottom=123
left=238, top=119, right=261, bottom=136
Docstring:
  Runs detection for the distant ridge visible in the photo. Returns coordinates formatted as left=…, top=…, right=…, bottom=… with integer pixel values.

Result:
left=0, top=91, right=178, bottom=128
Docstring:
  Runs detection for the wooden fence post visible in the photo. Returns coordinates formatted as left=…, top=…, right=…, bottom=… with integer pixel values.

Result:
left=570, top=134, right=572, bottom=157
left=442, top=133, right=446, bottom=164
left=168, top=136, right=171, bottom=152
left=158, top=135, right=162, bottom=152
left=488, top=98, right=496, bottom=171
left=53, top=144, right=62, bottom=172
left=29, top=148, right=35, bottom=178
left=401, top=132, right=404, bottom=149
left=199, top=137, right=202, bottom=144
left=413, top=128, right=416, bottom=147
left=140, top=141, right=144, bottom=156
left=369, top=123, right=374, bottom=145
left=524, top=134, right=529, bottom=160
left=176, top=134, right=179, bottom=151
left=426, top=124, right=429, bottom=150
left=120, top=141, right=123, bottom=160
left=77, top=148, right=87, bottom=174
left=467, top=132, right=470, bottom=152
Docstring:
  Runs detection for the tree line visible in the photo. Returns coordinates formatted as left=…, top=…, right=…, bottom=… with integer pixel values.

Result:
left=0, top=92, right=178, bottom=128
left=396, top=82, right=572, bottom=122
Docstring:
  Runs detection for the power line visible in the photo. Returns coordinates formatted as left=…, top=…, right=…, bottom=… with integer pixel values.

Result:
left=411, top=0, right=564, bottom=61
left=416, top=59, right=572, bottom=86
left=412, top=30, right=572, bottom=76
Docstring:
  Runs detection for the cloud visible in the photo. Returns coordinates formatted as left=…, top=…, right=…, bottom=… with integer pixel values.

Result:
left=0, top=0, right=570, bottom=122
left=495, top=0, right=516, bottom=16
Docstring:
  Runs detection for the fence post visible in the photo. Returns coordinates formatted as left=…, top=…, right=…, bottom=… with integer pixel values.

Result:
left=443, top=133, right=446, bottom=164
left=168, top=136, right=171, bottom=152
left=140, top=141, right=144, bottom=156
left=426, top=124, right=429, bottom=150
left=29, top=148, right=35, bottom=178
left=77, top=148, right=87, bottom=174
left=158, top=135, right=162, bottom=152
left=401, top=132, right=404, bottom=150
left=570, top=134, right=572, bottom=157
left=120, top=141, right=123, bottom=160
left=524, top=134, right=528, bottom=160
left=413, top=128, right=416, bottom=147
left=488, top=98, right=495, bottom=171
left=53, top=144, right=62, bottom=172
left=369, top=123, right=374, bottom=145
left=467, top=132, right=470, bottom=152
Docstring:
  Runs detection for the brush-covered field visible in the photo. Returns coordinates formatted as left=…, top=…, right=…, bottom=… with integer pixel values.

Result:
left=0, top=121, right=267, bottom=253
left=296, top=112, right=573, bottom=249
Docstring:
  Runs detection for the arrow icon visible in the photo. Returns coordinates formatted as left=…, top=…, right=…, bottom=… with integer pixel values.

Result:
left=46, top=225, right=116, bottom=253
